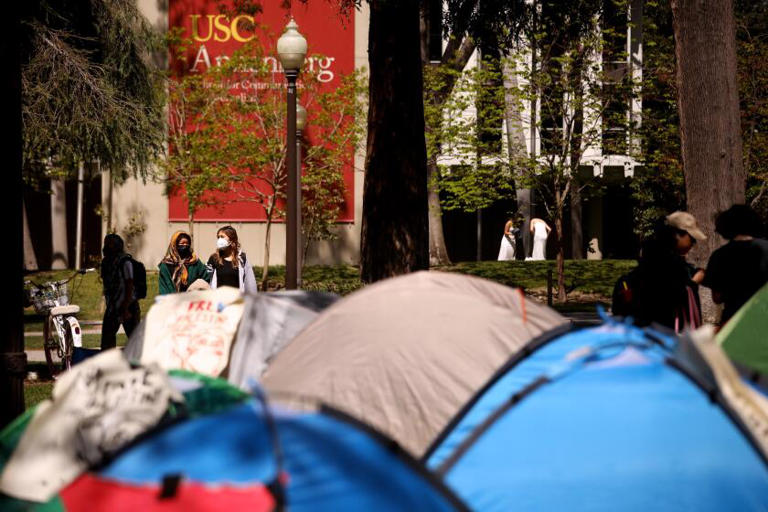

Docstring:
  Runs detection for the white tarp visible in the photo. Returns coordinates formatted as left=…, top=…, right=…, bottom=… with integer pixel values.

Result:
left=0, top=350, right=181, bottom=502
left=262, top=271, right=568, bottom=456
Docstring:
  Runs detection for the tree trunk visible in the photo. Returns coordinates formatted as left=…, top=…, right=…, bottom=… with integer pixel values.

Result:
left=420, top=2, right=450, bottom=267
left=671, top=0, right=745, bottom=322
left=262, top=200, right=276, bottom=290
left=1, top=2, right=25, bottom=427
left=50, top=178, right=69, bottom=269
left=427, top=158, right=451, bottom=266
left=516, top=189, right=532, bottom=258
left=361, top=0, right=429, bottom=283
left=555, top=213, right=566, bottom=303
left=502, top=56, right=533, bottom=257
left=568, top=49, right=585, bottom=259
left=419, top=4, right=475, bottom=268
left=570, top=189, right=583, bottom=259
left=105, top=166, right=113, bottom=232
left=261, top=217, right=272, bottom=290
left=23, top=199, right=38, bottom=270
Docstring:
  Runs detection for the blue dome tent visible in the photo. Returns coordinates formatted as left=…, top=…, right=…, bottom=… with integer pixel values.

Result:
left=425, top=322, right=768, bottom=511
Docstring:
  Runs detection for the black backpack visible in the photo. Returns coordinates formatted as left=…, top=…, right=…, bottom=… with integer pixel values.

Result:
left=122, top=255, right=147, bottom=299
left=611, top=271, right=636, bottom=318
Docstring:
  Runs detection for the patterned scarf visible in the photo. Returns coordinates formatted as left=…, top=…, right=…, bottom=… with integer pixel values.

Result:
left=161, top=231, right=199, bottom=292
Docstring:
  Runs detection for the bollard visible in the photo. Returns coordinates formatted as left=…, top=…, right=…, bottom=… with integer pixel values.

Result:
left=547, top=268, right=553, bottom=307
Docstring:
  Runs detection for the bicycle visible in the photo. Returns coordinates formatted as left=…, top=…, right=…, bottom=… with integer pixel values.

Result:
left=25, top=268, right=95, bottom=377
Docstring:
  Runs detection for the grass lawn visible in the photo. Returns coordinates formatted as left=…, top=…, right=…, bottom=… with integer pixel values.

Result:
left=24, top=362, right=55, bottom=409
left=25, top=382, right=54, bottom=410
left=24, top=333, right=127, bottom=350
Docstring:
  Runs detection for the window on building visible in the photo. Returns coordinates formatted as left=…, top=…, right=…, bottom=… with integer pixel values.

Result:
left=602, top=0, right=629, bottom=154
left=476, top=44, right=504, bottom=156
left=539, top=0, right=565, bottom=155
left=428, top=0, right=443, bottom=62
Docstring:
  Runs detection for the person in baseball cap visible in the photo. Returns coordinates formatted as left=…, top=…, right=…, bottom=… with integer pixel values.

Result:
left=666, top=211, right=707, bottom=243
left=612, top=211, right=705, bottom=331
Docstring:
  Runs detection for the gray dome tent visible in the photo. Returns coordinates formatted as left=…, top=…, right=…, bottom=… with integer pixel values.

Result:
left=262, top=271, right=568, bottom=455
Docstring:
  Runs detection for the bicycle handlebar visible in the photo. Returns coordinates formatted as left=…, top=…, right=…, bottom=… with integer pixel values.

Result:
left=25, top=268, right=97, bottom=289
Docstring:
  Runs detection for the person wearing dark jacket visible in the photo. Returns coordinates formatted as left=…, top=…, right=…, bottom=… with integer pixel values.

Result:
left=100, top=234, right=140, bottom=350
left=612, top=211, right=706, bottom=331
left=703, top=204, right=768, bottom=326
left=207, top=225, right=258, bottom=294
left=158, top=231, right=209, bottom=294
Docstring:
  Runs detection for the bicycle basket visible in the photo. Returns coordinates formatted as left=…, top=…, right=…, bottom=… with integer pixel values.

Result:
left=29, top=290, right=56, bottom=314
left=52, top=281, right=70, bottom=306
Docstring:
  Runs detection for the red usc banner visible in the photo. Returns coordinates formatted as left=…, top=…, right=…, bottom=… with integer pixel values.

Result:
left=167, top=0, right=355, bottom=222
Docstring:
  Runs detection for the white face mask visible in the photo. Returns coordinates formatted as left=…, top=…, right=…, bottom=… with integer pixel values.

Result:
left=216, top=238, right=230, bottom=250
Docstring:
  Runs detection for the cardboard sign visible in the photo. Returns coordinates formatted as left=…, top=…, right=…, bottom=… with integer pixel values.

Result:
left=140, top=287, right=245, bottom=376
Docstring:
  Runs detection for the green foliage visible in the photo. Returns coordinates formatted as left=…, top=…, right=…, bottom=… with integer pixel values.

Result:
left=423, top=56, right=514, bottom=213
left=22, top=0, right=166, bottom=183
left=301, top=69, right=367, bottom=254
left=631, top=0, right=684, bottom=238
left=736, top=0, right=768, bottom=224
left=507, top=13, right=635, bottom=237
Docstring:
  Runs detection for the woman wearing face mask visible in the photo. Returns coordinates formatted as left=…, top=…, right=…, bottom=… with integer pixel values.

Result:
left=158, top=231, right=210, bottom=294
left=207, top=226, right=258, bottom=294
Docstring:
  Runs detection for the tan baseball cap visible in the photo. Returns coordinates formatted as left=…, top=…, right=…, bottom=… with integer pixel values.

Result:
left=666, top=211, right=707, bottom=241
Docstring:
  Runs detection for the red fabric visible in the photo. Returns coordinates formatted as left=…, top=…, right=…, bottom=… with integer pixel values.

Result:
left=60, top=474, right=275, bottom=511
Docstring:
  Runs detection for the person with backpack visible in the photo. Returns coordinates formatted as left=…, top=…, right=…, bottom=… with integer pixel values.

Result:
left=611, top=211, right=706, bottom=332
left=100, top=234, right=142, bottom=350
left=158, top=231, right=210, bottom=294
left=207, top=225, right=258, bottom=294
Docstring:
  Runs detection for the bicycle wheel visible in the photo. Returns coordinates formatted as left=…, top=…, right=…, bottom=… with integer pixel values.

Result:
left=44, top=315, right=73, bottom=377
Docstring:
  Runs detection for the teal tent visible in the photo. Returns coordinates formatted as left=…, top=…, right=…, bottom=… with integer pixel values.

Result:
left=716, top=283, right=768, bottom=376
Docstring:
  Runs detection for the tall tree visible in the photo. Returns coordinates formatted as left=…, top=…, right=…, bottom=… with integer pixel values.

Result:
left=670, top=0, right=745, bottom=263
left=420, top=0, right=479, bottom=266
left=1, top=0, right=25, bottom=429
left=22, top=0, right=166, bottom=183
left=671, top=0, right=745, bottom=322
left=509, top=2, right=634, bottom=302
left=360, top=0, right=429, bottom=282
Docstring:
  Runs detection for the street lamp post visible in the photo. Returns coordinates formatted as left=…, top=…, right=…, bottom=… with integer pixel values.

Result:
left=277, top=19, right=307, bottom=290
left=295, top=103, right=307, bottom=286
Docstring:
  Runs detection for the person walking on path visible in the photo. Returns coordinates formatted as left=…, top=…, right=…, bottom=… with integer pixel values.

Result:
left=158, top=231, right=209, bottom=294
left=100, top=234, right=140, bottom=350
left=530, top=218, right=551, bottom=260
left=207, top=226, right=258, bottom=294
left=703, top=204, right=768, bottom=326
left=497, top=218, right=519, bottom=261
left=612, top=211, right=706, bottom=331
